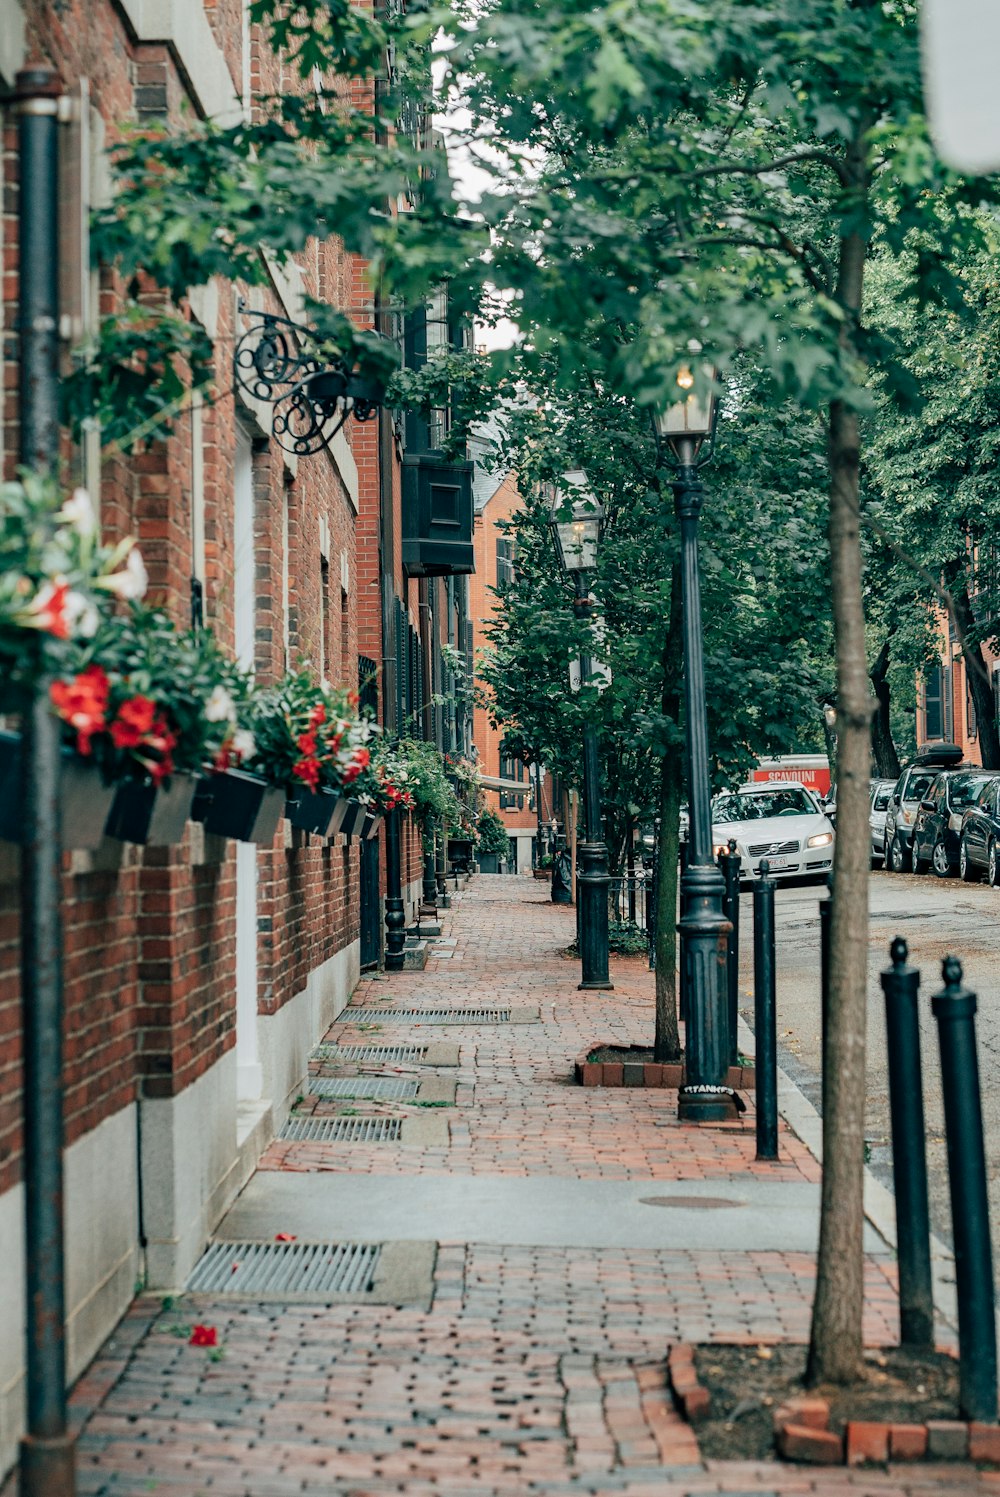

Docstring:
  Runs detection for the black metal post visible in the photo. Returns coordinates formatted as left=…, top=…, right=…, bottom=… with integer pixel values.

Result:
left=16, top=66, right=76, bottom=1497
left=573, top=578, right=612, bottom=991
left=932, top=957, right=997, bottom=1422
left=534, top=760, right=544, bottom=868
left=435, top=814, right=449, bottom=907
left=672, top=462, right=732, bottom=1120
left=420, top=824, right=437, bottom=913
left=880, top=938, right=933, bottom=1349
left=384, top=808, right=406, bottom=971
left=753, top=861, right=778, bottom=1160
left=721, top=838, right=741, bottom=1067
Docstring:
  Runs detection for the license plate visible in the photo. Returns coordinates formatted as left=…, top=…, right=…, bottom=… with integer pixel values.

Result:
left=764, top=855, right=789, bottom=870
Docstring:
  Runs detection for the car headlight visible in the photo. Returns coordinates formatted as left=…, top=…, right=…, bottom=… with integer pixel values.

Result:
left=901, top=808, right=914, bottom=825
left=807, top=831, right=834, bottom=848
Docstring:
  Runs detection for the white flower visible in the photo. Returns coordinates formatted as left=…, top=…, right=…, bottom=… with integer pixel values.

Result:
left=101, top=545, right=148, bottom=601
left=232, top=728, right=256, bottom=761
left=66, top=592, right=100, bottom=638
left=205, top=685, right=236, bottom=723
left=58, top=487, right=97, bottom=536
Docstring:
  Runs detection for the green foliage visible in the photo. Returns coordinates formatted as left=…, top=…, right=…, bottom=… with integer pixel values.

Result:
left=393, top=737, right=461, bottom=827
left=474, top=806, right=511, bottom=855
left=246, top=669, right=370, bottom=792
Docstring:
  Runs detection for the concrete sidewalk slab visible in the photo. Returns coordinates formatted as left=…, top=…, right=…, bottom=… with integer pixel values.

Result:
left=218, top=1170, right=889, bottom=1254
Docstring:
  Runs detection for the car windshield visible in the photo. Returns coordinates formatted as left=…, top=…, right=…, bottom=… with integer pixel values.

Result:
left=904, top=771, right=936, bottom=803
left=872, top=786, right=892, bottom=811
left=951, top=774, right=995, bottom=809
left=713, top=788, right=815, bottom=822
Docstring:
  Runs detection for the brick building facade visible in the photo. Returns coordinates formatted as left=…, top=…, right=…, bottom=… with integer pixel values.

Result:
left=0, top=0, right=473, bottom=1474
left=469, top=460, right=549, bottom=870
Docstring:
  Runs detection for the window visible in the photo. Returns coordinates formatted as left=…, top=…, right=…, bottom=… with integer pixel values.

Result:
left=496, top=537, right=514, bottom=590
left=924, top=666, right=944, bottom=741
left=499, top=740, right=525, bottom=810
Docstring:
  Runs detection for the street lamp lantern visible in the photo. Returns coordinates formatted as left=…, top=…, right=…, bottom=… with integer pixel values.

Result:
left=653, top=346, right=720, bottom=464
left=548, top=469, right=603, bottom=574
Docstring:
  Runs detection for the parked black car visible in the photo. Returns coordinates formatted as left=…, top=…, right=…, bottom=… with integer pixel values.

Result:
left=959, top=777, right=1000, bottom=885
left=911, top=769, right=1000, bottom=876
left=884, top=744, right=964, bottom=872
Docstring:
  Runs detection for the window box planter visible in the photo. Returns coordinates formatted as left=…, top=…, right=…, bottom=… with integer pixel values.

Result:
left=191, top=769, right=285, bottom=845
left=285, top=786, right=340, bottom=837
left=105, top=772, right=197, bottom=846
left=326, top=793, right=352, bottom=838
left=340, top=800, right=369, bottom=839
left=362, top=811, right=382, bottom=840
left=533, top=866, right=553, bottom=880
left=0, top=729, right=117, bottom=851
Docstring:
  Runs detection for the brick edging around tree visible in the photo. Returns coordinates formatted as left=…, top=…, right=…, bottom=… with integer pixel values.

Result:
left=576, top=1047, right=755, bottom=1090
left=666, top=1342, right=1000, bottom=1466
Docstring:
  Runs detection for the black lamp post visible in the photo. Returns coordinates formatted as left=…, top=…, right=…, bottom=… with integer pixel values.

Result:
left=654, top=355, right=735, bottom=1121
left=549, top=471, right=613, bottom=991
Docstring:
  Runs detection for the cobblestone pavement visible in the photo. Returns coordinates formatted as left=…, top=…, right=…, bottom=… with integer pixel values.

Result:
left=18, top=876, right=998, bottom=1495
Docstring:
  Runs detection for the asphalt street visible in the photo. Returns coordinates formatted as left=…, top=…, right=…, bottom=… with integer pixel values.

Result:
left=739, top=867, right=1000, bottom=1273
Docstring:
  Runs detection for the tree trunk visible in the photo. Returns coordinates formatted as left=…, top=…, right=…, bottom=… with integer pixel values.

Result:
left=654, top=561, right=684, bottom=1063
left=807, top=146, right=871, bottom=1388
left=869, top=636, right=900, bottom=780
left=952, top=587, right=1000, bottom=768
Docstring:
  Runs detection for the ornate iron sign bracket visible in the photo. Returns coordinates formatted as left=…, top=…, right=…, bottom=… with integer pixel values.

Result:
left=234, top=308, right=386, bottom=456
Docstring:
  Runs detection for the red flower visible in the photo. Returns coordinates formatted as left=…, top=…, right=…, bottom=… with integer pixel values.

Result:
left=189, top=1325, right=218, bottom=1348
left=110, top=695, right=157, bottom=748
left=347, top=690, right=359, bottom=707
left=296, top=731, right=317, bottom=756
left=50, top=665, right=110, bottom=754
left=293, top=757, right=321, bottom=789
left=352, top=748, right=370, bottom=770
left=341, top=761, right=362, bottom=783
left=30, top=580, right=71, bottom=639
left=309, top=703, right=327, bottom=727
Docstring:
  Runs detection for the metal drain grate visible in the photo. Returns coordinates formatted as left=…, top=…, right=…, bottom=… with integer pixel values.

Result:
left=345, top=1008, right=512, bottom=1025
left=188, top=1240, right=381, bottom=1298
left=281, top=1116, right=402, bottom=1143
left=312, top=1043, right=426, bottom=1064
left=308, top=1075, right=419, bottom=1101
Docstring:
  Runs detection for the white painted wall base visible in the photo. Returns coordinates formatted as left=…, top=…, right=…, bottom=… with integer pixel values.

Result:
left=0, top=1104, right=139, bottom=1481
left=258, top=938, right=360, bottom=1131
left=140, top=1048, right=241, bottom=1291
left=405, top=876, right=423, bottom=923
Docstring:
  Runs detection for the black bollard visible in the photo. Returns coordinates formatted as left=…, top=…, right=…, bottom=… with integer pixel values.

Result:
left=880, top=938, right=933, bottom=1349
left=932, top=957, right=997, bottom=1423
left=753, top=860, right=778, bottom=1161
left=721, top=838, right=741, bottom=1067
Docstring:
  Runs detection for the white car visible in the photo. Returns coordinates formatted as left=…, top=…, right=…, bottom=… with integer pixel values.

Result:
left=710, top=781, right=835, bottom=884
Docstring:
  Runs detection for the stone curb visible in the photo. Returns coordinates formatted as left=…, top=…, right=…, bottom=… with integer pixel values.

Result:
left=575, top=1045, right=755, bottom=1090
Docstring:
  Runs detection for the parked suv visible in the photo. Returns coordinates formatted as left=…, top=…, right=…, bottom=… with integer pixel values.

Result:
left=869, top=778, right=896, bottom=867
left=959, top=778, right=1000, bottom=884
left=884, top=745, right=964, bottom=873
left=911, top=769, right=1000, bottom=876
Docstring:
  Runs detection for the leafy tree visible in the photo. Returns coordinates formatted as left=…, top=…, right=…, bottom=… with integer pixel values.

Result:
left=425, top=0, right=1000, bottom=1383
left=477, top=370, right=831, bottom=1061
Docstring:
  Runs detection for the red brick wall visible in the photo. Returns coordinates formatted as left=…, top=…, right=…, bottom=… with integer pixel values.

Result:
left=0, top=0, right=377, bottom=1191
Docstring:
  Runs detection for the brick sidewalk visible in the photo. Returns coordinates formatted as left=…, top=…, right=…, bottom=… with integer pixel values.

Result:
left=16, top=874, right=996, bottom=1495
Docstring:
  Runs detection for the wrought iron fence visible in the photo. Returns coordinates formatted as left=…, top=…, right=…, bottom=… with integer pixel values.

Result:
left=608, top=873, right=656, bottom=966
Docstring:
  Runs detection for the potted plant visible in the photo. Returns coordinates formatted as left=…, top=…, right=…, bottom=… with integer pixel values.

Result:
left=243, top=670, right=373, bottom=837
left=55, top=606, right=250, bottom=847
left=475, top=806, right=510, bottom=874
left=0, top=476, right=151, bottom=848
left=533, top=851, right=555, bottom=880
